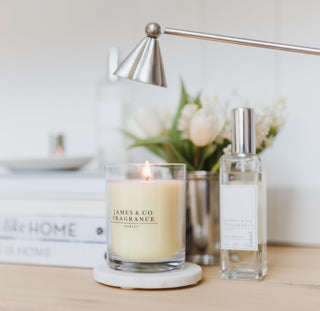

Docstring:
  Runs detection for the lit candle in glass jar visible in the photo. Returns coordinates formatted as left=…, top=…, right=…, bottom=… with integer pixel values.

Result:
left=106, top=162, right=186, bottom=272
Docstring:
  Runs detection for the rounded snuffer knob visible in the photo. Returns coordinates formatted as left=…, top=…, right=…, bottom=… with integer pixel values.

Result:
left=145, top=22, right=161, bottom=38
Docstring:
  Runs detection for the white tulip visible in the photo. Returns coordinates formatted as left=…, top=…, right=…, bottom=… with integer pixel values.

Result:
left=126, top=107, right=173, bottom=138
left=189, top=107, right=225, bottom=147
left=218, top=118, right=232, bottom=141
left=268, top=97, right=287, bottom=128
left=177, top=103, right=198, bottom=139
left=255, top=106, right=272, bottom=148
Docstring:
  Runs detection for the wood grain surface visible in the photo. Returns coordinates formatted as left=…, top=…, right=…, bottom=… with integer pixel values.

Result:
left=0, top=246, right=319, bottom=311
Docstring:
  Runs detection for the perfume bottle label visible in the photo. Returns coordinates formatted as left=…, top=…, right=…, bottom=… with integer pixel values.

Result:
left=220, top=185, right=258, bottom=251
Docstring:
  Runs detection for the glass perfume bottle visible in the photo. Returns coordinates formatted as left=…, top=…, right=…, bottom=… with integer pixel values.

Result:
left=220, top=107, right=267, bottom=280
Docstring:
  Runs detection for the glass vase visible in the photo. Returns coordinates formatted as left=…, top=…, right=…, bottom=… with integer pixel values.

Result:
left=186, top=171, right=220, bottom=265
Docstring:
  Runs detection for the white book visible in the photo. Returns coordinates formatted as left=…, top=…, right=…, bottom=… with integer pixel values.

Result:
left=0, top=214, right=107, bottom=267
left=0, top=239, right=106, bottom=268
left=0, top=197, right=105, bottom=217
left=0, top=173, right=105, bottom=200
left=0, top=215, right=106, bottom=243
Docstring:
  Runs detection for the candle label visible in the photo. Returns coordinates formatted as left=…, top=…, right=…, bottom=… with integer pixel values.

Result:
left=108, top=180, right=184, bottom=260
left=111, top=209, right=157, bottom=228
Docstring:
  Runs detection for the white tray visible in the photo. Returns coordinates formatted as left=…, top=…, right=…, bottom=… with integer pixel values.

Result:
left=0, top=156, right=92, bottom=171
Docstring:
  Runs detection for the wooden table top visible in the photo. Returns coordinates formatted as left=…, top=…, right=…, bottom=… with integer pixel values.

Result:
left=0, top=246, right=319, bottom=310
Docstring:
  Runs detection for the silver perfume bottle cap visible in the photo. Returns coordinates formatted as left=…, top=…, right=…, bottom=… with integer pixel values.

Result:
left=232, top=107, right=255, bottom=155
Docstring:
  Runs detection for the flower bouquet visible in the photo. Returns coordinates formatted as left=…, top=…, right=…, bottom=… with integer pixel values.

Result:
left=123, top=81, right=286, bottom=172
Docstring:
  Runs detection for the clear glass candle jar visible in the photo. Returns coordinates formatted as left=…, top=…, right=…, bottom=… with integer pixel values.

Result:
left=106, top=162, right=186, bottom=272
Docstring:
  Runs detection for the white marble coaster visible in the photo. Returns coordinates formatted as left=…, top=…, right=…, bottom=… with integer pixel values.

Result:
left=93, top=262, right=202, bottom=289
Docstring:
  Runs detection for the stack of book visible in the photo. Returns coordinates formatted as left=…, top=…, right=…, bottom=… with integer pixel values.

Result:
left=0, top=173, right=106, bottom=268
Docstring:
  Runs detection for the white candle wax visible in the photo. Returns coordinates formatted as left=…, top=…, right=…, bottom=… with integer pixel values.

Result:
left=108, top=180, right=185, bottom=260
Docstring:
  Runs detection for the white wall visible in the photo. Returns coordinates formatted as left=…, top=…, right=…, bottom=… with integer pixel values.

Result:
left=0, top=0, right=319, bottom=245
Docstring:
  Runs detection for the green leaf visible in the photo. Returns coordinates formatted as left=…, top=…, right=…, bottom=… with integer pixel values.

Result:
left=130, top=136, right=171, bottom=148
left=256, top=140, right=267, bottom=154
left=144, top=144, right=173, bottom=163
left=211, top=160, right=220, bottom=173
left=167, top=142, right=195, bottom=171
left=198, top=144, right=217, bottom=170
left=193, top=92, right=202, bottom=108
left=180, top=139, right=197, bottom=164
left=121, top=130, right=173, bottom=162
left=121, top=129, right=140, bottom=141
left=169, top=79, right=189, bottom=140
left=204, top=139, right=230, bottom=171
left=267, top=125, right=278, bottom=138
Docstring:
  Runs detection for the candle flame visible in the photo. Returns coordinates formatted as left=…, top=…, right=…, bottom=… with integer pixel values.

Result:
left=56, top=145, right=64, bottom=156
left=142, top=161, right=151, bottom=181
